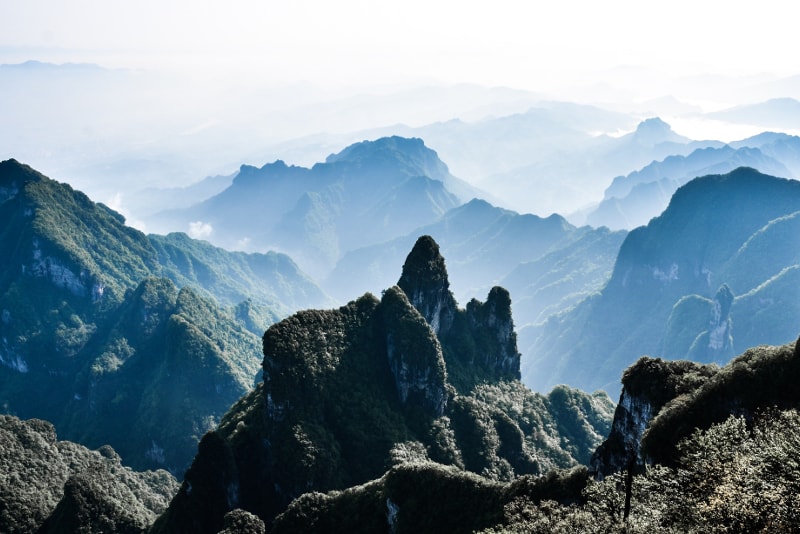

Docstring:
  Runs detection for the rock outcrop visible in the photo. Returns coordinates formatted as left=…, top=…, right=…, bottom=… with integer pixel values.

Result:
left=465, top=286, right=521, bottom=380
left=590, top=357, right=716, bottom=477
left=397, top=235, right=457, bottom=336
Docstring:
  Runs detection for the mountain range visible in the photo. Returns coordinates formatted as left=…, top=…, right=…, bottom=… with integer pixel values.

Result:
left=1, top=150, right=800, bottom=531
left=587, top=133, right=800, bottom=229
left=149, top=136, right=482, bottom=280
left=0, top=159, right=330, bottom=473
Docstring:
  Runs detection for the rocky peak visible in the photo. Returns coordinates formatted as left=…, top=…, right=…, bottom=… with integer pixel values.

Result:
left=465, top=286, right=521, bottom=380
left=707, top=284, right=734, bottom=361
left=397, top=235, right=457, bottom=336
left=0, top=159, right=41, bottom=204
left=324, top=136, right=450, bottom=182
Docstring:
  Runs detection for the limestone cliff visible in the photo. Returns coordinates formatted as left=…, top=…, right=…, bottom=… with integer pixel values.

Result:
left=381, top=286, right=448, bottom=417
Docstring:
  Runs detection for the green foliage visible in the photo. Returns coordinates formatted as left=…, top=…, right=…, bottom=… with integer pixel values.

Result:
left=0, top=414, right=178, bottom=533
left=217, top=509, right=266, bottom=534
left=643, top=341, right=800, bottom=463
left=150, top=232, right=330, bottom=315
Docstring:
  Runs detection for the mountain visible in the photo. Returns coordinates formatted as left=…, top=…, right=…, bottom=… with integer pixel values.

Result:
left=123, top=172, right=236, bottom=219
left=151, top=236, right=614, bottom=532
left=150, top=137, right=474, bottom=279
left=481, top=117, right=721, bottom=217
left=0, top=414, right=179, bottom=533
left=709, top=97, right=800, bottom=130
left=149, top=231, right=332, bottom=319
left=587, top=136, right=800, bottom=230
left=264, top=339, right=800, bottom=533
left=325, top=199, right=580, bottom=303
left=0, top=159, right=328, bottom=472
left=523, top=167, right=800, bottom=392
left=499, top=226, right=628, bottom=327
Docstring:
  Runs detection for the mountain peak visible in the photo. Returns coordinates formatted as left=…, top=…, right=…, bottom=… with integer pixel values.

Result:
left=632, top=117, right=687, bottom=146
left=0, top=158, right=44, bottom=189
left=324, top=136, right=451, bottom=182
left=397, top=236, right=458, bottom=335
left=325, top=136, right=427, bottom=164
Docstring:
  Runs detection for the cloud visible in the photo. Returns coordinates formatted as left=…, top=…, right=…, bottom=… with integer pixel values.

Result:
left=188, top=221, right=213, bottom=239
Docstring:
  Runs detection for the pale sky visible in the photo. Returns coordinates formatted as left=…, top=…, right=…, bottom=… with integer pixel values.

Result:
left=2, top=0, right=797, bottom=91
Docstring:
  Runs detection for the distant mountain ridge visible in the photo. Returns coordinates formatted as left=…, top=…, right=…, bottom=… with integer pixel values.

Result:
left=587, top=134, right=800, bottom=229
left=150, top=137, right=477, bottom=279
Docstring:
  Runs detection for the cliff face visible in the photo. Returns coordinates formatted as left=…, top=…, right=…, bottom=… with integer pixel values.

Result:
left=399, top=235, right=521, bottom=390
left=382, top=286, right=448, bottom=417
left=465, top=286, right=521, bottom=380
left=590, top=357, right=717, bottom=477
left=592, top=337, right=800, bottom=477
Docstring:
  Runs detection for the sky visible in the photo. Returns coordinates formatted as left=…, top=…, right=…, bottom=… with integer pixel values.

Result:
left=2, top=0, right=799, bottom=219
left=2, top=0, right=797, bottom=93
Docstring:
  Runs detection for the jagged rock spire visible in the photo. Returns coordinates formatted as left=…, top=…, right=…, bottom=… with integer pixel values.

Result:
left=466, top=286, right=521, bottom=379
left=397, top=235, right=457, bottom=335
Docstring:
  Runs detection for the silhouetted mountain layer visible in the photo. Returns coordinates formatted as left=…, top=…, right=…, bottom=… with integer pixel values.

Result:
left=483, top=117, right=721, bottom=216
left=151, top=136, right=477, bottom=279
left=588, top=135, right=800, bottom=229
left=327, top=199, right=626, bottom=323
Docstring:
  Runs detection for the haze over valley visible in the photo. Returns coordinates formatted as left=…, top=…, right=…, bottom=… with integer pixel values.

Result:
left=2, top=1, right=800, bottom=532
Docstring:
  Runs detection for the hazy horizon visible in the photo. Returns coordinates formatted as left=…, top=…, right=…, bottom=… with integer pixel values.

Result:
left=2, top=1, right=799, bottom=228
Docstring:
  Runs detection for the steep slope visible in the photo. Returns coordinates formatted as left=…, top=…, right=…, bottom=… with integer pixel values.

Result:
left=500, top=226, right=627, bottom=327
left=150, top=231, right=332, bottom=317
left=263, top=339, right=800, bottom=533
left=152, top=236, right=614, bottom=532
left=525, top=167, right=800, bottom=392
left=592, top=338, right=800, bottom=476
left=0, top=159, right=326, bottom=472
left=150, top=136, right=467, bottom=279
left=0, top=414, right=179, bottom=533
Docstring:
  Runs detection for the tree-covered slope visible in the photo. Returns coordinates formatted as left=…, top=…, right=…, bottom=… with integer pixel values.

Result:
left=0, top=414, right=179, bottom=534
left=0, top=159, right=327, bottom=472
left=149, top=231, right=332, bottom=318
left=152, top=236, right=614, bottom=533
left=269, top=339, right=800, bottom=533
